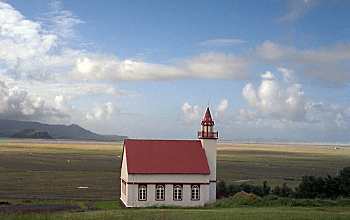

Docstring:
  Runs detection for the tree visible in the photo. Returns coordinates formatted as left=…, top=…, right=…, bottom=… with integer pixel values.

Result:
left=324, top=175, right=340, bottom=199
left=262, top=181, right=271, bottom=196
left=339, top=167, right=350, bottom=197
left=217, top=180, right=228, bottom=198
left=272, top=185, right=281, bottom=196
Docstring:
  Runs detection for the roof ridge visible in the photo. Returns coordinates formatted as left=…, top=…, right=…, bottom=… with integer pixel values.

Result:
left=125, top=139, right=200, bottom=141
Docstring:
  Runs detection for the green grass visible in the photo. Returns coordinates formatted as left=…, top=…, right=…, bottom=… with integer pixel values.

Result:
left=94, top=201, right=121, bottom=210
left=2, top=207, right=350, bottom=220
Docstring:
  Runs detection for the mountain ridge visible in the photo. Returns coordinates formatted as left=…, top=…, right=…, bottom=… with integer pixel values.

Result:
left=0, top=119, right=126, bottom=141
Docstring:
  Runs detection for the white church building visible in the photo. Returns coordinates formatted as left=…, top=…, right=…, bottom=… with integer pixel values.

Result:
left=120, top=107, right=218, bottom=207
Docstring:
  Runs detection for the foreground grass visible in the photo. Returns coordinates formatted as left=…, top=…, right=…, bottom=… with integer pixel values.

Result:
left=2, top=207, right=350, bottom=220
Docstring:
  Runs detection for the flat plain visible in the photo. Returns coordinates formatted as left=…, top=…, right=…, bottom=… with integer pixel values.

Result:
left=0, top=139, right=350, bottom=219
left=1, top=139, right=350, bottom=200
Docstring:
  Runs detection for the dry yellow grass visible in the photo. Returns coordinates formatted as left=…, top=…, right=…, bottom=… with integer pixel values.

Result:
left=0, top=139, right=123, bottom=153
left=218, top=142, right=350, bottom=157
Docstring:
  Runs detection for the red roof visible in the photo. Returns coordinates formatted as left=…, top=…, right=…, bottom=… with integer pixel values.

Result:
left=123, top=139, right=210, bottom=174
left=201, top=107, right=214, bottom=126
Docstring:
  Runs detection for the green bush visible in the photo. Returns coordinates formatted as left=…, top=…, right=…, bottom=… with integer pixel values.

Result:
left=218, top=167, right=350, bottom=200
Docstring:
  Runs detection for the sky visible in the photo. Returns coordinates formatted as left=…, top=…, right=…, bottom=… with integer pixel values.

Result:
left=0, top=0, right=350, bottom=142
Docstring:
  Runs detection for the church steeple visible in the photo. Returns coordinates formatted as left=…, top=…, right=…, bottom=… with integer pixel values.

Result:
left=198, top=107, right=218, bottom=139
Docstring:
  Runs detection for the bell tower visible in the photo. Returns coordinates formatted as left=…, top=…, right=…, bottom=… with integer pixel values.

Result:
left=198, top=107, right=218, bottom=202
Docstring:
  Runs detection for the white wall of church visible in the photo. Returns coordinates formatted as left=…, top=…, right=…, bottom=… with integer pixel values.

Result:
left=201, top=139, right=217, bottom=202
left=120, top=172, right=211, bottom=207
left=123, top=183, right=209, bottom=207
left=120, top=150, right=128, bottom=205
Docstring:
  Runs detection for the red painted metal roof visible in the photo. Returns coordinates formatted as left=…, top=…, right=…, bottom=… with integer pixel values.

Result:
left=124, top=139, right=210, bottom=174
left=201, top=107, right=214, bottom=126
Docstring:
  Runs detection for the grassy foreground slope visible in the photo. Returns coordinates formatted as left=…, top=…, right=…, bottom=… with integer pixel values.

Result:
left=3, top=207, right=350, bottom=220
left=0, top=140, right=350, bottom=199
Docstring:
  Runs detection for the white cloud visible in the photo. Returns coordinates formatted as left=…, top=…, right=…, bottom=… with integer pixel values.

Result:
left=86, top=102, right=114, bottom=121
left=0, top=0, right=251, bottom=85
left=256, top=41, right=350, bottom=84
left=261, top=71, right=275, bottom=80
left=216, top=99, right=229, bottom=117
left=240, top=69, right=350, bottom=134
left=181, top=102, right=200, bottom=123
left=73, top=52, right=249, bottom=81
left=0, top=74, right=121, bottom=101
left=0, top=79, right=69, bottom=121
left=242, top=71, right=306, bottom=121
left=0, top=2, right=57, bottom=68
left=74, top=55, right=183, bottom=81
left=279, top=0, right=318, bottom=22
left=182, top=100, right=230, bottom=124
left=277, top=67, right=294, bottom=82
left=199, top=38, right=246, bottom=47
left=185, top=53, right=248, bottom=80
left=42, top=0, right=83, bottom=40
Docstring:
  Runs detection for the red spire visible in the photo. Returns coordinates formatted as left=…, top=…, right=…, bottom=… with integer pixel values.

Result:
left=201, top=107, right=214, bottom=126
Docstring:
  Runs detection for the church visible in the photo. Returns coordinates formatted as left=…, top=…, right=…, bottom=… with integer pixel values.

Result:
left=120, top=107, right=218, bottom=207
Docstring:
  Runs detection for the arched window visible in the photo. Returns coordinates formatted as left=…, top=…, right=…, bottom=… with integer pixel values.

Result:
left=191, top=185, right=200, bottom=200
left=173, top=185, right=182, bottom=201
left=138, top=184, right=147, bottom=201
left=155, top=184, right=165, bottom=200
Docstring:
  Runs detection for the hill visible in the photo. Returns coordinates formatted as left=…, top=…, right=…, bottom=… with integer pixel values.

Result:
left=0, top=119, right=126, bottom=141
left=11, top=129, right=53, bottom=139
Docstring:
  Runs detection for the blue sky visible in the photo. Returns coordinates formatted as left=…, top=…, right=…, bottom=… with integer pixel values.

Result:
left=1, top=0, right=350, bottom=142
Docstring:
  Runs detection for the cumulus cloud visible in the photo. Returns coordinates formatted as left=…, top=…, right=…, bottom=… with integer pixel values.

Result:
left=0, top=79, right=69, bottom=121
left=277, top=67, right=294, bottom=82
left=242, top=71, right=306, bottom=121
left=181, top=102, right=200, bottom=123
left=240, top=69, right=350, bottom=133
left=0, top=2, right=57, bottom=70
left=86, top=102, right=114, bottom=121
left=216, top=99, right=229, bottom=117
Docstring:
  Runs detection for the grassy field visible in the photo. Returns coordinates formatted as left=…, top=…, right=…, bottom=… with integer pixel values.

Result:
left=0, top=139, right=350, bottom=219
left=1, top=139, right=350, bottom=199
left=1, top=207, right=350, bottom=220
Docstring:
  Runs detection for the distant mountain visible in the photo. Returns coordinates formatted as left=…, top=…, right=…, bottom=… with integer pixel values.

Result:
left=11, top=129, right=53, bottom=139
left=0, top=119, right=126, bottom=141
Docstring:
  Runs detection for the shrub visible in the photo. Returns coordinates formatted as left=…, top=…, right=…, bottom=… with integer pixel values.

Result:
left=232, top=191, right=259, bottom=205
left=217, top=167, right=350, bottom=200
left=213, top=192, right=260, bottom=207
left=216, top=181, right=228, bottom=199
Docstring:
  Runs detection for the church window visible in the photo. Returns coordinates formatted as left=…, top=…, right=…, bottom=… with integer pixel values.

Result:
left=191, top=185, right=200, bottom=200
left=155, top=184, right=165, bottom=200
left=138, top=184, right=147, bottom=201
left=173, top=185, right=182, bottom=201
